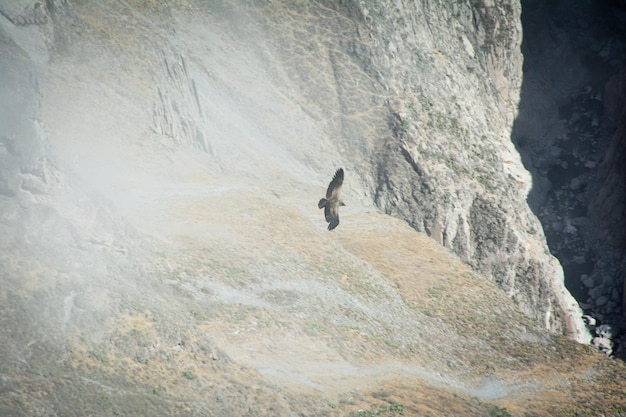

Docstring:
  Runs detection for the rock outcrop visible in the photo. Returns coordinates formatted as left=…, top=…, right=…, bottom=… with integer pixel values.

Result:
left=337, top=0, right=588, bottom=341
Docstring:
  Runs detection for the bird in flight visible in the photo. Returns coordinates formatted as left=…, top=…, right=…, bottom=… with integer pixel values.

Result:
left=318, top=168, right=345, bottom=230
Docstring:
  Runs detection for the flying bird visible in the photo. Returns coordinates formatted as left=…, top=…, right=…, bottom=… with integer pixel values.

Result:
left=318, top=168, right=345, bottom=230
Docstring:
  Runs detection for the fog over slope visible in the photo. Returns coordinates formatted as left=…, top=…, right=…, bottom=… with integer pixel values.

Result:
left=1, top=1, right=625, bottom=416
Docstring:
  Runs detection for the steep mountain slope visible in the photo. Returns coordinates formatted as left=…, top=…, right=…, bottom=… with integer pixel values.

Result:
left=1, top=0, right=625, bottom=416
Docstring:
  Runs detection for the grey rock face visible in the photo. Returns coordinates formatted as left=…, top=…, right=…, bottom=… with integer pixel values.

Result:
left=0, top=42, right=51, bottom=247
left=0, top=0, right=591, bottom=345
left=0, top=1, right=49, bottom=26
left=349, top=0, right=588, bottom=341
left=0, top=15, right=130, bottom=262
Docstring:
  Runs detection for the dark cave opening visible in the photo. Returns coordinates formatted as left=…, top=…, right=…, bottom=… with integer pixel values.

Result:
left=514, top=0, right=626, bottom=350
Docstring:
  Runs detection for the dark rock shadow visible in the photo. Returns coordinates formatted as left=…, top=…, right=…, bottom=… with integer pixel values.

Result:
left=513, top=0, right=626, bottom=352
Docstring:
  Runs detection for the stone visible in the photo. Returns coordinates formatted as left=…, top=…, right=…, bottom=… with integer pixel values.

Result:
left=581, top=274, right=595, bottom=288
left=595, top=295, right=608, bottom=306
left=569, top=177, right=582, bottom=191
left=596, top=324, right=620, bottom=339
left=563, top=220, right=577, bottom=234
left=589, top=286, right=605, bottom=300
left=550, top=146, right=563, bottom=157
left=612, top=288, right=620, bottom=301
left=582, top=315, right=596, bottom=326
left=592, top=336, right=613, bottom=356
left=602, top=274, right=616, bottom=286
left=570, top=217, right=588, bottom=226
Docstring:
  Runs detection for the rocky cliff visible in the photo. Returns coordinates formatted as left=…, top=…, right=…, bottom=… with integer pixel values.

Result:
left=344, top=0, right=587, bottom=340
left=2, top=0, right=625, bottom=415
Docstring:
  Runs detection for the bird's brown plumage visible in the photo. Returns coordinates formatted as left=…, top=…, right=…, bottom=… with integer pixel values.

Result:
left=318, top=168, right=345, bottom=230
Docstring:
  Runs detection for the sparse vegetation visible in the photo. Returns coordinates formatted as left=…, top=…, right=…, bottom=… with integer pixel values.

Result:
left=484, top=403, right=512, bottom=417
left=350, top=403, right=406, bottom=416
left=89, top=350, right=108, bottom=363
left=134, top=355, right=149, bottom=365
left=1, top=1, right=625, bottom=417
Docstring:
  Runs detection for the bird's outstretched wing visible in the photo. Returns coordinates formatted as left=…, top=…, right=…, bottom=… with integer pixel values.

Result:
left=321, top=168, right=343, bottom=230
left=326, top=168, right=344, bottom=199
left=325, top=203, right=340, bottom=230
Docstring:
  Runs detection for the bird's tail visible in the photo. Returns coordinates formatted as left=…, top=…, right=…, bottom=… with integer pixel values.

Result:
left=318, top=198, right=327, bottom=209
